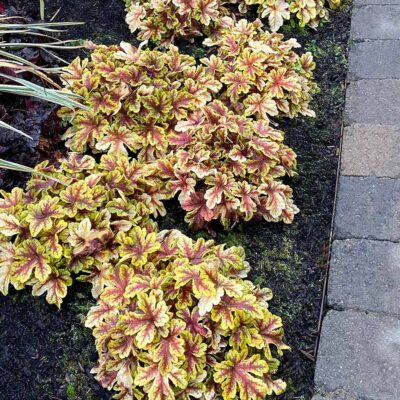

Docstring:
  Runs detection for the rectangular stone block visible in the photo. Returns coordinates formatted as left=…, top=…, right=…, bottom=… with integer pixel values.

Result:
left=315, top=310, right=400, bottom=399
left=334, top=176, right=400, bottom=241
left=341, top=124, right=400, bottom=178
left=348, top=41, right=400, bottom=80
left=312, top=391, right=360, bottom=400
left=345, top=80, right=400, bottom=125
left=329, top=239, right=400, bottom=314
left=351, top=5, right=400, bottom=40
left=354, top=0, right=400, bottom=5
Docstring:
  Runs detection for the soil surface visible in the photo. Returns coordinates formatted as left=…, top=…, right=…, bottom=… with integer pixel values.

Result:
left=0, top=1, right=351, bottom=399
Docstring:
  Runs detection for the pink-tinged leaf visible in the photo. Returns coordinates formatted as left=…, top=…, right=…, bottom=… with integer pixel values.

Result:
left=96, top=124, right=140, bottom=154
left=0, top=242, right=16, bottom=295
left=26, top=196, right=64, bottom=237
left=176, top=307, right=208, bottom=337
left=221, top=71, right=250, bottom=100
left=267, top=68, right=301, bottom=98
left=257, top=314, right=288, bottom=352
left=169, top=173, right=196, bottom=202
left=0, top=187, right=24, bottom=210
left=63, top=113, right=107, bottom=152
left=214, top=350, right=270, bottom=400
left=125, top=3, right=146, bottom=32
left=212, top=294, right=263, bottom=330
left=85, top=300, right=118, bottom=328
left=244, top=93, right=278, bottom=120
left=13, top=239, right=51, bottom=283
left=125, top=275, right=165, bottom=298
left=108, top=329, right=136, bottom=359
left=122, top=290, right=170, bottom=348
left=204, top=172, right=235, bottom=209
left=181, top=332, right=207, bottom=379
left=118, top=227, right=161, bottom=266
left=0, top=213, right=21, bottom=236
left=232, top=182, right=258, bottom=221
left=259, top=181, right=288, bottom=219
left=101, top=265, right=134, bottom=307
left=59, top=181, right=93, bottom=217
left=31, top=269, right=72, bottom=308
left=134, top=362, right=187, bottom=400
left=264, top=374, right=287, bottom=395
left=181, top=192, right=214, bottom=230
left=151, top=319, right=185, bottom=373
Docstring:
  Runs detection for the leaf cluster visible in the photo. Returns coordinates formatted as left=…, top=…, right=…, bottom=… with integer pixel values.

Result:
left=86, top=229, right=289, bottom=400
left=58, top=37, right=315, bottom=229
left=0, top=153, right=164, bottom=307
left=124, top=0, right=341, bottom=43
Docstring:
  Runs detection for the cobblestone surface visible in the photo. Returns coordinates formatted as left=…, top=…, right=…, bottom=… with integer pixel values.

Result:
left=329, top=239, right=400, bottom=314
left=314, top=3, right=400, bottom=398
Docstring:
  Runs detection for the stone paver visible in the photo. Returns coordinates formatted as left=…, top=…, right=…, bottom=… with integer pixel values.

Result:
left=345, top=80, right=400, bottom=125
left=341, top=124, right=400, bottom=178
left=316, top=0, right=400, bottom=397
left=315, top=310, right=400, bottom=400
left=354, top=0, right=400, bottom=5
left=329, top=239, right=400, bottom=314
left=312, top=390, right=360, bottom=400
left=348, top=41, right=400, bottom=80
left=351, top=5, right=400, bottom=40
left=334, top=176, right=400, bottom=241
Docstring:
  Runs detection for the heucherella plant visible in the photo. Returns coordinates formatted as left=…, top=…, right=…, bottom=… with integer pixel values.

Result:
left=124, top=0, right=340, bottom=43
left=58, top=43, right=221, bottom=159
left=242, top=0, right=341, bottom=32
left=58, top=42, right=304, bottom=230
left=159, top=100, right=299, bottom=230
left=86, top=229, right=289, bottom=400
left=0, top=152, right=166, bottom=307
left=124, top=0, right=232, bottom=44
left=202, top=18, right=317, bottom=119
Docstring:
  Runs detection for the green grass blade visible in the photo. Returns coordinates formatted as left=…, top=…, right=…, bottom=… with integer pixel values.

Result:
left=0, top=159, right=68, bottom=185
left=0, top=121, right=33, bottom=139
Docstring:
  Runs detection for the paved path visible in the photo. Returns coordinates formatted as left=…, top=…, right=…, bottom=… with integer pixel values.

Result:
left=312, top=2, right=400, bottom=399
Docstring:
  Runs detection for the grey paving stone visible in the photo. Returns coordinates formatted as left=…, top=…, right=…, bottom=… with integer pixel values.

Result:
left=329, top=239, right=400, bottom=313
left=315, top=310, right=400, bottom=400
left=341, top=124, right=400, bottom=178
left=354, top=0, right=400, bottom=5
left=335, top=176, right=400, bottom=241
left=351, top=5, right=400, bottom=40
left=345, top=80, right=400, bottom=125
left=348, top=41, right=400, bottom=80
left=312, top=390, right=360, bottom=400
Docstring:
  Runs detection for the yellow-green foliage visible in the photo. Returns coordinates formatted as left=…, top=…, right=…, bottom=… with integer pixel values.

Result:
left=203, top=18, right=317, bottom=119
left=58, top=40, right=316, bottom=229
left=0, top=153, right=163, bottom=307
left=124, top=0, right=341, bottom=43
left=86, top=229, right=289, bottom=400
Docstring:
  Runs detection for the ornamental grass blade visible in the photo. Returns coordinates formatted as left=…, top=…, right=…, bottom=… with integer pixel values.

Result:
left=0, top=73, right=88, bottom=110
left=0, top=159, right=67, bottom=185
left=0, top=120, right=33, bottom=140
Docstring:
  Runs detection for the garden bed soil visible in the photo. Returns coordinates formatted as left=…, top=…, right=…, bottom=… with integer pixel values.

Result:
left=0, top=1, right=351, bottom=399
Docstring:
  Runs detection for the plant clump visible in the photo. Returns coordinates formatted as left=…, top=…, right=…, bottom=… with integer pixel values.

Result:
left=0, top=153, right=165, bottom=307
left=160, top=100, right=299, bottom=230
left=86, top=229, right=289, bottom=400
left=203, top=18, right=317, bottom=119
left=58, top=40, right=315, bottom=229
left=124, top=0, right=340, bottom=43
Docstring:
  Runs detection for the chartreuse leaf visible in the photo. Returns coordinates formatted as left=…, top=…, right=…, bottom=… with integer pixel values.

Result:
left=84, top=230, right=289, bottom=400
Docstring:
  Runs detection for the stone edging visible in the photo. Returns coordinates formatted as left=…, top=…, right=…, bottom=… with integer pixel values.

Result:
left=312, top=1, right=400, bottom=399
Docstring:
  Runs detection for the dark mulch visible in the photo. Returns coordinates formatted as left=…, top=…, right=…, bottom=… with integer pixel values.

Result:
left=0, top=1, right=351, bottom=399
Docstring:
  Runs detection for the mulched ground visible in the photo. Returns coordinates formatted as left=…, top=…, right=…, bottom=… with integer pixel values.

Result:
left=0, top=1, right=351, bottom=399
